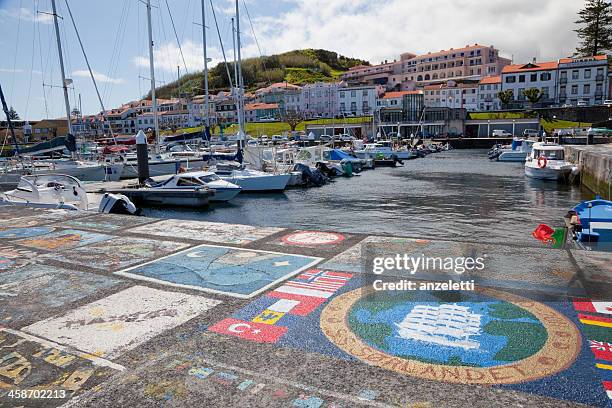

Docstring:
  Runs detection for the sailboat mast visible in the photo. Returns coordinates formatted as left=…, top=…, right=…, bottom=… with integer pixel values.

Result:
left=200, top=0, right=210, bottom=130
left=231, top=18, right=238, bottom=89
left=235, top=0, right=244, bottom=144
left=50, top=0, right=72, bottom=137
left=146, top=0, right=160, bottom=152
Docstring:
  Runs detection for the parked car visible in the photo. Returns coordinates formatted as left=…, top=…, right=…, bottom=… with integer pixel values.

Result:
left=319, top=135, right=332, bottom=142
left=561, top=103, right=573, bottom=108
left=523, top=129, right=539, bottom=138
left=271, top=135, right=283, bottom=142
left=341, top=134, right=355, bottom=142
left=604, top=100, right=612, bottom=107
left=491, top=129, right=512, bottom=137
left=260, top=135, right=270, bottom=143
left=577, top=100, right=588, bottom=107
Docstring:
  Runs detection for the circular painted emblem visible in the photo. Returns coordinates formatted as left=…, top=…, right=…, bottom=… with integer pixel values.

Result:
left=320, top=287, right=580, bottom=384
left=281, top=231, right=345, bottom=246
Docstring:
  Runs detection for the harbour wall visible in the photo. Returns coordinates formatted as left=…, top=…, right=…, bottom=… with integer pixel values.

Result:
left=564, top=144, right=612, bottom=199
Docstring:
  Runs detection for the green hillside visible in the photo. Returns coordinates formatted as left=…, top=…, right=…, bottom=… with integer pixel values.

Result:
left=149, top=49, right=369, bottom=99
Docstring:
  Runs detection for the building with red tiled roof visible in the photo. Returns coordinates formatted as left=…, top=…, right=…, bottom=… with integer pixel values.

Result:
left=478, top=76, right=502, bottom=111
left=556, top=55, right=609, bottom=106
left=500, top=60, right=558, bottom=107
left=422, top=80, right=479, bottom=111
left=244, top=102, right=280, bottom=123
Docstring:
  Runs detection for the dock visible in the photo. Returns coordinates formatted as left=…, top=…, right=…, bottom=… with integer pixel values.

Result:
left=565, top=143, right=612, bottom=199
left=0, top=207, right=610, bottom=407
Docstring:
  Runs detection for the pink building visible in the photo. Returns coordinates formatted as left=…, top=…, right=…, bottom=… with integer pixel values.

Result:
left=299, top=82, right=343, bottom=118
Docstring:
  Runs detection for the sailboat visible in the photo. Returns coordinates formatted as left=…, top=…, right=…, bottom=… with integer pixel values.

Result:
left=394, top=304, right=482, bottom=350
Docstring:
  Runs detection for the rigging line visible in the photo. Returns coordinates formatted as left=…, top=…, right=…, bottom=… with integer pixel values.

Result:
left=164, top=0, right=188, bottom=76
left=209, top=0, right=233, bottom=89
left=24, top=0, right=38, bottom=119
left=63, top=0, right=115, bottom=141
left=243, top=0, right=271, bottom=85
left=105, top=0, right=131, bottom=107
left=179, top=0, right=192, bottom=43
left=102, top=0, right=128, bottom=103
left=155, top=0, right=169, bottom=88
left=35, top=4, right=49, bottom=119
left=9, top=0, right=24, bottom=103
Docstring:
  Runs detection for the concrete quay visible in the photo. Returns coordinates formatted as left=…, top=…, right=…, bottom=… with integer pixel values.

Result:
left=0, top=207, right=610, bottom=407
left=565, top=144, right=612, bottom=199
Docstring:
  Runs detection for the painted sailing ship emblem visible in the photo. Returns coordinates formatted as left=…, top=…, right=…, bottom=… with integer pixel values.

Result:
left=394, top=304, right=482, bottom=350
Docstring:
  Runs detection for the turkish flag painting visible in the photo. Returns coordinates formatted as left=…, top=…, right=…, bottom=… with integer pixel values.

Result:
left=209, top=318, right=287, bottom=343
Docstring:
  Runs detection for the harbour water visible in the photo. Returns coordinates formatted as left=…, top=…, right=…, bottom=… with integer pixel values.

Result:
left=144, top=149, right=591, bottom=246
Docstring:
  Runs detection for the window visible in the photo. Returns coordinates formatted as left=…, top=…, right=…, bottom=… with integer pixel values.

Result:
left=540, top=72, right=551, bottom=81
left=351, top=91, right=356, bottom=97
left=340, top=92, right=345, bottom=98
left=531, top=73, right=537, bottom=82
left=584, top=84, right=590, bottom=94
left=572, top=70, right=579, bottom=80
left=362, top=90, right=368, bottom=96
left=571, top=85, right=578, bottom=94
left=541, top=87, right=549, bottom=98
left=506, top=76, right=516, bottom=83
left=585, top=69, right=591, bottom=79
left=519, top=75, right=525, bottom=83
left=340, top=102, right=345, bottom=111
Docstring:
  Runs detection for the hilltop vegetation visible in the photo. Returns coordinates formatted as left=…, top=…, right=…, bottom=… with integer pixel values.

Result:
left=150, top=49, right=369, bottom=99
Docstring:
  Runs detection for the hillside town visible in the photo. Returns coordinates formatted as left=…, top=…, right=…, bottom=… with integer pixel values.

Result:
left=6, top=43, right=612, bottom=143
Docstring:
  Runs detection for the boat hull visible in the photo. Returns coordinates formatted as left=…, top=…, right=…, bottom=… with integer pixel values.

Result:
left=497, top=151, right=527, bottom=162
left=120, top=159, right=204, bottom=179
left=221, top=173, right=291, bottom=192
left=209, top=187, right=241, bottom=202
left=524, top=165, right=571, bottom=180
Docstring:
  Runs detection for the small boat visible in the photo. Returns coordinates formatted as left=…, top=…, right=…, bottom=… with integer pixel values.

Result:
left=524, top=142, right=575, bottom=181
left=489, top=139, right=535, bottom=162
left=354, top=142, right=414, bottom=161
left=565, top=197, right=612, bottom=245
left=118, top=152, right=204, bottom=179
left=145, top=171, right=241, bottom=202
left=0, top=174, right=139, bottom=214
left=212, top=163, right=291, bottom=192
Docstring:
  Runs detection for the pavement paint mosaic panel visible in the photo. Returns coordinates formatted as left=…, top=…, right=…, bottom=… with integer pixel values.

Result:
left=0, top=265, right=121, bottom=327
left=44, top=237, right=189, bottom=272
left=61, top=214, right=157, bottom=232
left=209, top=274, right=608, bottom=406
left=115, top=245, right=322, bottom=298
left=127, top=219, right=284, bottom=245
left=0, top=226, right=56, bottom=239
left=0, top=244, right=41, bottom=273
left=0, top=329, right=122, bottom=408
left=14, top=229, right=113, bottom=251
left=23, top=286, right=221, bottom=359
left=0, top=209, right=79, bottom=228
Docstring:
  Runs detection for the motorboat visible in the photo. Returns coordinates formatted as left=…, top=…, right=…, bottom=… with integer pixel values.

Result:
left=212, top=163, right=291, bottom=192
left=565, top=197, right=612, bottom=246
left=0, top=174, right=138, bottom=214
left=354, top=142, right=414, bottom=160
left=489, top=139, right=534, bottom=162
left=524, top=142, right=575, bottom=181
left=144, top=171, right=241, bottom=202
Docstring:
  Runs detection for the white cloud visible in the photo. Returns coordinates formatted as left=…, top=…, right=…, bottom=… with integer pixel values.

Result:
left=132, top=40, right=224, bottom=74
left=0, top=7, right=53, bottom=24
left=240, top=0, right=584, bottom=64
left=72, top=70, right=124, bottom=84
left=0, top=68, right=42, bottom=74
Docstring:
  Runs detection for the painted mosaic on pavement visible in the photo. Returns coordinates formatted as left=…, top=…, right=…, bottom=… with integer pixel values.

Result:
left=0, top=265, right=121, bottom=327
left=0, top=226, right=56, bottom=240
left=209, top=274, right=607, bottom=406
left=572, top=298, right=612, bottom=404
left=127, top=219, right=284, bottom=245
left=0, top=328, right=123, bottom=408
left=0, top=209, right=79, bottom=229
left=44, top=237, right=189, bottom=272
left=61, top=214, right=156, bottom=233
left=116, top=245, right=322, bottom=298
left=23, top=286, right=221, bottom=360
left=15, top=229, right=113, bottom=251
left=0, top=244, right=41, bottom=272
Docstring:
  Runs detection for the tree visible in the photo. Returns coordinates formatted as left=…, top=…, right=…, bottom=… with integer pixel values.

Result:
left=497, top=90, right=514, bottom=109
left=283, top=110, right=303, bottom=132
left=522, top=88, right=544, bottom=108
left=7, top=106, right=19, bottom=120
left=575, top=0, right=612, bottom=56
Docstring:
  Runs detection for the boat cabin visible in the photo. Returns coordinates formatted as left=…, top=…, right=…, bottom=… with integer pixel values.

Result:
left=530, top=143, right=565, bottom=161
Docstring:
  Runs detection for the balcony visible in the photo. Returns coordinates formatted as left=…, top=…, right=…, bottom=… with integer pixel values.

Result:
left=559, top=77, right=567, bottom=84
left=596, top=74, right=605, bottom=81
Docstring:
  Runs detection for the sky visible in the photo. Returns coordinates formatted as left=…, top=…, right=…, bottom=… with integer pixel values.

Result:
left=0, top=0, right=585, bottom=120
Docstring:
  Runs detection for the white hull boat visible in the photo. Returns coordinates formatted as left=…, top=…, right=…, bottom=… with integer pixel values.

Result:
left=524, top=142, right=575, bottom=181
left=0, top=161, right=123, bottom=188
left=0, top=174, right=138, bottom=214
left=119, top=154, right=204, bottom=179
left=219, top=170, right=291, bottom=192
left=144, top=171, right=241, bottom=203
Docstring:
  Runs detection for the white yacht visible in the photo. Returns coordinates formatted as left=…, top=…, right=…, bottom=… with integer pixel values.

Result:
left=118, top=152, right=204, bottom=179
left=0, top=174, right=138, bottom=214
left=354, top=142, right=414, bottom=160
left=490, top=139, right=535, bottom=162
left=212, top=163, right=291, bottom=192
left=145, top=171, right=241, bottom=202
left=524, top=142, right=575, bottom=180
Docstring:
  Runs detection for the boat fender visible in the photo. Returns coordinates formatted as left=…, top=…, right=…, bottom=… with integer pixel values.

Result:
left=537, top=156, right=548, bottom=168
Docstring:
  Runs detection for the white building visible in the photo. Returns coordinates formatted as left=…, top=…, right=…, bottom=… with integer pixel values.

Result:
left=187, top=95, right=216, bottom=127
left=477, top=76, right=502, bottom=111
left=557, top=55, right=608, bottom=106
left=337, top=85, right=383, bottom=116
left=424, top=81, right=479, bottom=111
left=300, top=82, right=341, bottom=118
left=500, top=61, right=558, bottom=107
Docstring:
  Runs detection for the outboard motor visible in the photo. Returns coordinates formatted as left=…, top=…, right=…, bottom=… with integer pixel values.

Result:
left=293, top=163, right=328, bottom=186
left=98, top=193, right=140, bottom=215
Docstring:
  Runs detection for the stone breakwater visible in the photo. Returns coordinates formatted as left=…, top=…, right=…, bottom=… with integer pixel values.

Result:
left=565, top=143, right=612, bottom=199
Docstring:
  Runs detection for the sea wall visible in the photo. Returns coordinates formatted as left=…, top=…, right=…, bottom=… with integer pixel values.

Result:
left=564, top=144, right=612, bottom=199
